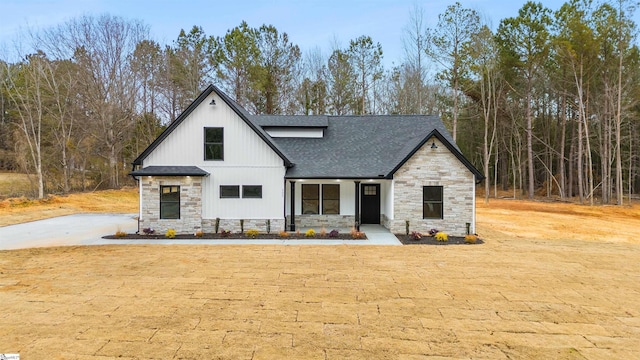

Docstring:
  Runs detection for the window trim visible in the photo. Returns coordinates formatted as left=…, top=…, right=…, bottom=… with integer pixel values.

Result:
left=204, top=127, right=224, bottom=161
left=423, top=186, right=443, bottom=219
left=220, top=185, right=240, bottom=198
left=242, top=185, right=263, bottom=199
left=160, top=185, right=180, bottom=219
left=322, top=184, right=340, bottom=215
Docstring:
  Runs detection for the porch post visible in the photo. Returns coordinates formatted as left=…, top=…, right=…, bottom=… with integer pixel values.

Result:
left=289, top=180, right=296, bottom=231
left=354, top=181, right=360, bottom=231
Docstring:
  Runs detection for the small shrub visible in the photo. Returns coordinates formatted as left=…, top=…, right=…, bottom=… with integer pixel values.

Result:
left=115, top=229, right=127, bottom=238
left=220, top=229, right=231, bottom=238
left=328, top=229, right=340, bottom=238
left=142, top=227, right=155, bottom=235
left=435, top=232, right=448, bottom=242
left=195, top=230, right=204, bottom=238
left=409, top=231, right=422, bottom=241
left=428, top=228, right=439, bottom=236
left=295, top=229, right=301, bottom=237
left=246, top=229, right=260, bottom=238
left=165, top=229, right=176, bottom=239
left=279, top=230, right=289, bottom=238
left=319, top=226, right=327, bottom=237
left=305, top=229, right=316, bottom=237
left=351, top=231, right=366, bottom=239
left=464, top=234, right=478, bottom=244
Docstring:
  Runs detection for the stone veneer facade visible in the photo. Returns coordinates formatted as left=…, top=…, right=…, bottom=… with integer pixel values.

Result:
left=388, top=138, right=476, bottom=236
left=287, top=214, right=355, bottom=230
left=139, top=176, right=203, bottom=234
left=140, top=176, right=285, bottom=234
left=201, top=218, right=285, bottom=234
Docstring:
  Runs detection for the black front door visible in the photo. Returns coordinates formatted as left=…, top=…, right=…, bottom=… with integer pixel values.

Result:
left=360, top=184, right=380, bottom=224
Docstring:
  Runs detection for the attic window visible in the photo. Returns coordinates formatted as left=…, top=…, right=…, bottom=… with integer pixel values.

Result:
left=204, top=127, right=223, bottom=160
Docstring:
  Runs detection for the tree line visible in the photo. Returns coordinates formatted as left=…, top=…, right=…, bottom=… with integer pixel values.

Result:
left=0, top=0, right=638, bottom=205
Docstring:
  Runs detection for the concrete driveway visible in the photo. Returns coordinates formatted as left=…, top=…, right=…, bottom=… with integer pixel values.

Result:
left=0, top=215, right=401, bottom=250
left=0, top=213, right=138, bottom=250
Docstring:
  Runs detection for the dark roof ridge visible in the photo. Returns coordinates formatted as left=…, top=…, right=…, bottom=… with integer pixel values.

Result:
left=325, top=114, right=439, bottom=118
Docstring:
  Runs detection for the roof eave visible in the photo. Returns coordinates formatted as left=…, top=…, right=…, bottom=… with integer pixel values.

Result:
left=130, top=172, right=209, bottom=177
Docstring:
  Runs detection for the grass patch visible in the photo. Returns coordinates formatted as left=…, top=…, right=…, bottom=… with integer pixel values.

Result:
left=0, top=172, right=34, bottom=198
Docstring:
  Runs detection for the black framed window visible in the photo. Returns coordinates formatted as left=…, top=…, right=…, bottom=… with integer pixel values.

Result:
left=423, top=186, right=443, bottom=219
left=243, top=185, right=262, bottom=198
left=363, top=185, right=377, bottom=195
left=160, top=185, right=180, bottom=219
left=204, top=127, right=224, bottom=160
left=302, top=184, right=319, bottom=214
left=322, top=184, right=340, bottom=214
left=220, top=185, right=240, bottom=198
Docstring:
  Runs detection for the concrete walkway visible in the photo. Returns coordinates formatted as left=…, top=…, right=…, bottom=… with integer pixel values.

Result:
left=0, top=215, right=401, bottom=250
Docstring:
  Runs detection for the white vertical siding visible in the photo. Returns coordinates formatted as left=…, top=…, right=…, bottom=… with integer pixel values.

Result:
left=143, top=94, right=286, bottom=220
left=145, top=95, right=284, bottom=168
left=201, top=167, right=285, bottom=219
left=381, top=181, right=393, bottom=219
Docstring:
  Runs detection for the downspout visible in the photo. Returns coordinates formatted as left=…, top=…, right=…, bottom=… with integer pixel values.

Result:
left=472, top=175, right=476, bottom=234
left=129, top=164, right=142, bottom=235
left=137, top=175, right=143, bottom=234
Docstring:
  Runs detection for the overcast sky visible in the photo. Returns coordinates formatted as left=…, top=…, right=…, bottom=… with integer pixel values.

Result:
left=1, top=0, right=635, bottom=66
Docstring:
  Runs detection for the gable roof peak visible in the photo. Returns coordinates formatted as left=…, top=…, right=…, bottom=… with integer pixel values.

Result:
left=132, top=84, right=292, bottom=167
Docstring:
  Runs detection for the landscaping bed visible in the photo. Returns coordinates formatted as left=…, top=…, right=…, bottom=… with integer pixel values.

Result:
left=103, top=231, right=367, bottom=240
left=395, top=234, right=483, bottom=245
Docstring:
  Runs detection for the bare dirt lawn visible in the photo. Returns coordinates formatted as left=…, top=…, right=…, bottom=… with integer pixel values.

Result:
left=0, top=188, right=138, bottom=227
left=1, top=193, right=639, bottom=359
left=477, top=197, right=640, bottom=244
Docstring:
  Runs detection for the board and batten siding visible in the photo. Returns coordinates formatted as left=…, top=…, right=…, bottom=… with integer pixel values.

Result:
left=143, top=94, right=286, bottom=221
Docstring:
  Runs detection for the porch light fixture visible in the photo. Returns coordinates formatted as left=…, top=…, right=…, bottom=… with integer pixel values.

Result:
left=209, top=98, right=216, bottom=105
left=431, top=141, right=438, bottom=149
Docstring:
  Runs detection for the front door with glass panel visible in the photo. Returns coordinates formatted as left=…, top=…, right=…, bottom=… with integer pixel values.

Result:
left=360, top=184, right=380, bottom=224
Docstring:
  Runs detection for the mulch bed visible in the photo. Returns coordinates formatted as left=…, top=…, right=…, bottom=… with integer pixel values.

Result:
left=395, top=234, right=484, bottom=245
left=103, top=232, right=366, bottom=240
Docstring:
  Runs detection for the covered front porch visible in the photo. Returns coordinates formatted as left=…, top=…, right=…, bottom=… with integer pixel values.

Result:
left=284, top=178, right=394, bottom=232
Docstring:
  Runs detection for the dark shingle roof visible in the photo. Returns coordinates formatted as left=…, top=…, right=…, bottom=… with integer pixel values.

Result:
left=131, top=85, right=483, bottom=181
left=130, top=166, right=209, bottom=176
left=261, top=115, right=481, bottom=179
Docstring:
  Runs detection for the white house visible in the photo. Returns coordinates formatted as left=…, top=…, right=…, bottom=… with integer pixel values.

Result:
left=130, top=85, right=484, bottom=236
